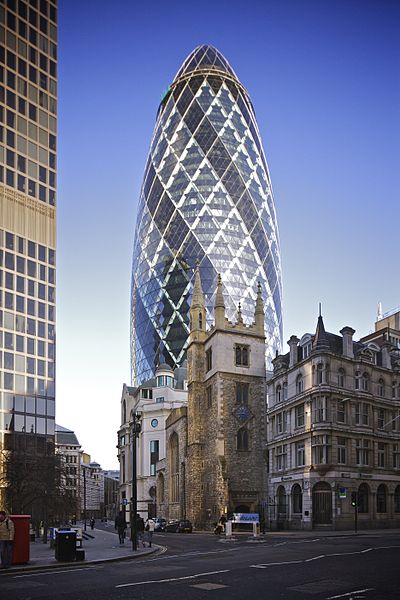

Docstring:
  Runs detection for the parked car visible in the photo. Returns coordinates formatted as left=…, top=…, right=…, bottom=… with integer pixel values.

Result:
left=165, top=519, right=193, bottom=533
left=153, top=517, right=166, bottom=532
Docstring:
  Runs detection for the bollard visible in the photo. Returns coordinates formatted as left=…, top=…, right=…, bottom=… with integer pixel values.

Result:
left=225, top=520, right=232, bottom=538
left=252, top=521, right=259, bottom=537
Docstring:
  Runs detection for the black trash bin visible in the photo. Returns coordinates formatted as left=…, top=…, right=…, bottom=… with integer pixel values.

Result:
left=55, top=530, right=76, bottom=562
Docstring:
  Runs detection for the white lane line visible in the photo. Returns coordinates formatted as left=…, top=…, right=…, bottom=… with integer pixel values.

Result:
left=250, top=545, right=400, bottom=570
left=14, top=566, right=101, bottom=578
left=326, top=552, right=360, bottom=557
left=291, top=538, right=320, bottom=544
left=305, top=554, right=325, bottom=562
left=251, top=560, right=303, bottom=568
left=143, top=547, right=241, bottom=563
left=326, top=588, right=374, bottom=599
left=116, top=569, right=230, bottom=588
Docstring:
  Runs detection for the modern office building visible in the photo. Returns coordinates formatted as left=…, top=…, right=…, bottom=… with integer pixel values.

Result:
left=0, top=1, right=58, bottom=510
left=131, top=44, right=282, bottom=385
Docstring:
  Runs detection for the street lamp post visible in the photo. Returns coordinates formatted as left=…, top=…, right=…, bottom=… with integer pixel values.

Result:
left=130, top=411, right=141, bottom=552
left=83, top=467, right=87, bottom=532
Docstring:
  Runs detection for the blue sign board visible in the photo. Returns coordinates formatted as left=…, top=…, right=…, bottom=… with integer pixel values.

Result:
left=232, top=513, right=259, bottom=523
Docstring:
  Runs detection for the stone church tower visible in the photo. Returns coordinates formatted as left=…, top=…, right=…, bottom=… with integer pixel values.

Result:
left=186, top=266, right=267, bottom=528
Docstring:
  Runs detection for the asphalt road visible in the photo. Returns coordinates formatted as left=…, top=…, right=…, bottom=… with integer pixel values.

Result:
left=2, top=531, right=400, bottom=599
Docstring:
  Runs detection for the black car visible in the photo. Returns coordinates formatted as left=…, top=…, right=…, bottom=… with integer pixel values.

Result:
left=165, top=519, right=193, bottom=533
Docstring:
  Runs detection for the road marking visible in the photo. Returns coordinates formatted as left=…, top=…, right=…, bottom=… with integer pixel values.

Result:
left=251, top=560, right=303, bottom=568
left=115, top=569, right=230, bottom=588
left=291, top=538, right=320, bottom=544
left=143, top=547, right=241, bottom=563
left=250, top=545, right=400, bottom=569
left=14, top=566, right=102, bottom=578
left=326, top=588, right=374, bottom=599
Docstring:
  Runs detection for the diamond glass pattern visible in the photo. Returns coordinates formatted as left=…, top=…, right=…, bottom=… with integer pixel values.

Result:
left=131, top=45, right=282, bottom=385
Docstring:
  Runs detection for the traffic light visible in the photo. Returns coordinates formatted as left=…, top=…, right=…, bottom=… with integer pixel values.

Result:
left=351, top=492, right=358, bottom=507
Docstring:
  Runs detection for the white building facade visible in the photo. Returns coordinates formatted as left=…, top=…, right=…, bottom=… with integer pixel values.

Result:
left=117, top=363, right=187, bottom=523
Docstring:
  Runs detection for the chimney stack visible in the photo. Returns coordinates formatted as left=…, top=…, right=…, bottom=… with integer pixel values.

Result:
left=288, top=335, right=299, bottom=368
left=340, top=327, right=355, bottom=358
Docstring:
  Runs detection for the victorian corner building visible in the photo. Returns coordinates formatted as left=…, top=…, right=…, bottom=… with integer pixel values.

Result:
left=267, top=309, right=400, bottom=530
left=0, top=1, right=57, bottom=512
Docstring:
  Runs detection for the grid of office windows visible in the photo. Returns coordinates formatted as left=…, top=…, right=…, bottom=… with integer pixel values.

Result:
left=0, top=227, right=55, bottom=436
left=0, top=0, right=57, bottom=206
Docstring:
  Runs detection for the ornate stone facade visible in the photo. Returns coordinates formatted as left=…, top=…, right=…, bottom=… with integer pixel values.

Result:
left=185, top=266, right=267, bottom=528
left=267, top=312, right=400, bottom=530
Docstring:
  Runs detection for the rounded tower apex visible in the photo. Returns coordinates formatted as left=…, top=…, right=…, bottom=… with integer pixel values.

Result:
left=155, top=363, right=174, bottom=374
left=174, top=44, right=238, bottom=83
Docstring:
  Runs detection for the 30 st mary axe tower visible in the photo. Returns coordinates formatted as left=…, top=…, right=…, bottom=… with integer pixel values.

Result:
left=131, top=45, right=282, bottom=385
left=0, top=0, right=57, bottom=499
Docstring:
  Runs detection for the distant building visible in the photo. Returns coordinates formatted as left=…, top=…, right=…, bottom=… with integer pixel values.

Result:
left=103, top=470, right=119, bottom=520
left=362, top=306, right=400, bottom=349
left=266, top=312, right=400, bottom=530
left=80, top=453, right=104, bottom=520
left=55, top=424, right=82, bottom=521
left=117, top=364, right=187, bottom=523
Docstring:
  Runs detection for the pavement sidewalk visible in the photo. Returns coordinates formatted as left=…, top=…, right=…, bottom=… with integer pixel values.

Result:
left=1, top=526, right=159, bottom=575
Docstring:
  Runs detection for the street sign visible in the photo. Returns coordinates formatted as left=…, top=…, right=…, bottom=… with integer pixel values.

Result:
left=339, top=487, right=347, bottom=499
left=232, top=513, right=259, bottom=523
left=122, top=498, right=128, bottom=505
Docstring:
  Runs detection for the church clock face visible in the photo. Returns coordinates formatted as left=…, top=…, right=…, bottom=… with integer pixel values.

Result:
left=235, top=405, right=251, bottom=422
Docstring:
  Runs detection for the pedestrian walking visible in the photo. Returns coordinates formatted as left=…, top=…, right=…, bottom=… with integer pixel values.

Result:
left=145, top=517, right=155, bottom=547
left=136, top=513, right=145, bottom=547
left=0, top=510, right=15, bottom=569
left=90, top=518, right=95, bottom=530
left=114, top=511, right=127, bottom=545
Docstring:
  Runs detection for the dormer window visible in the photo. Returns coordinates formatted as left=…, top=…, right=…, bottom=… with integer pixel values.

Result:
left=302, top=342, right=312, bottom=359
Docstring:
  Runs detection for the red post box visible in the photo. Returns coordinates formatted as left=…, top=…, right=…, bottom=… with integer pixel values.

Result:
left=9, top=514, right=31, bottom=565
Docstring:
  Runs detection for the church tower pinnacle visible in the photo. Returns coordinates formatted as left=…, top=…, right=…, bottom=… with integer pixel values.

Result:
left=189, top=260, right=206, bottom=343
left=214, top=274, right=226, bottom=328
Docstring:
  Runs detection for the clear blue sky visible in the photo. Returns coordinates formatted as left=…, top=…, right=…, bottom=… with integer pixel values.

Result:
left=56, top=0, right=400, bottom=469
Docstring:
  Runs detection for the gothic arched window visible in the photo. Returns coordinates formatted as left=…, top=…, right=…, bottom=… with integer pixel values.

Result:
left=237, top=427, right=249, bottom=451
